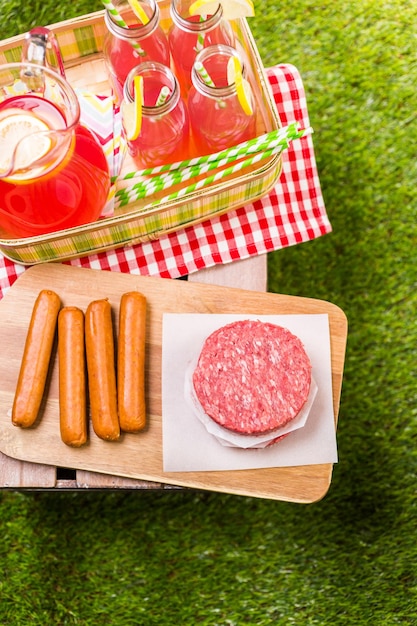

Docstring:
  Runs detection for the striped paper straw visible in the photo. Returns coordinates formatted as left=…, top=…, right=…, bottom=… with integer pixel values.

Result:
left=116, top=145, right=283, bottom=208
left=115, top=124, right=311, bottom=207
left=194, top=15, right=207, bottom=53
left=116, top=123, right=308, bottom=182
left=194, top=57, right=226, bottom=109
left=155, top=85, right=170, bottom=106
left=194, top=61, right=216, bottom=87
left=129, top=131, right=295, bottom=194
left=101, top=0, right=145, bottom=55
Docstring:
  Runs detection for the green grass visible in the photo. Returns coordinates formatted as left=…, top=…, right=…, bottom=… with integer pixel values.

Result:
left=1, top=0, right=417, bottom=624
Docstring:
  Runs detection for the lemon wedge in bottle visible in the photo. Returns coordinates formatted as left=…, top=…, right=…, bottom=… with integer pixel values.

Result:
left=227, top=55, right=254, bottom=116
left=121, top=75, right=144, bottom=141
left=127, top=0, right=150, bottom=24
left=189, top=0, right=255, bottom=19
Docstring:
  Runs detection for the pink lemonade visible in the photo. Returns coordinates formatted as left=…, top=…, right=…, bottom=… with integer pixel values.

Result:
left=103, top=0, right=170, bottom=102
left=123, top=63, right=190, bottom=168
left=0, top=95, right=110, bottom=239
left=169, top=8, right=235, bottom=93
left=188, top=46, right=257, bottom=156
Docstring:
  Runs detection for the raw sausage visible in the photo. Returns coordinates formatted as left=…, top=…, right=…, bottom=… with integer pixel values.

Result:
left=12, top=289, right=61, bottom=428
left=117, top=291, right=147, bottom=432
left=58, top=306, right=87, bottom=447
left=85, top=298, right=120, bottom=441
left=85, top=299, right=120, bottom=441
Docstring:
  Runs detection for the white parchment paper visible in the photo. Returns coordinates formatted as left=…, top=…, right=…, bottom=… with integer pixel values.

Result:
left=162, top=313, right=338, bottom=472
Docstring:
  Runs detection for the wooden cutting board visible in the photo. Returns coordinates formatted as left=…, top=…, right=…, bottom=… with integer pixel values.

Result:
left=0, top=264, right=348, bottom=503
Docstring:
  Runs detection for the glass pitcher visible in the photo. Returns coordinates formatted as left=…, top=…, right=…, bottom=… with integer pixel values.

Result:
left=0, top=27, right=110, bottom=239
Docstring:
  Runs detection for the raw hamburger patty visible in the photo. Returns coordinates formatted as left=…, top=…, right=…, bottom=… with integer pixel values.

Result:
left=192, top=320, right=312, bottom=435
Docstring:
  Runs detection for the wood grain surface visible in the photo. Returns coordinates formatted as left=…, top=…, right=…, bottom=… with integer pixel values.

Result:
left=0, top=264, right=347, bottom=502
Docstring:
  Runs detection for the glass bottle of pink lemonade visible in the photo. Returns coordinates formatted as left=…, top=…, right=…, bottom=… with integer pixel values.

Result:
left=188, top=45, right=257, bottom=156
left=169, top=0, right=235, bottom=93
left=103, top=0, right=170, bottom=102
left=122, top=62, right=190, bottom=168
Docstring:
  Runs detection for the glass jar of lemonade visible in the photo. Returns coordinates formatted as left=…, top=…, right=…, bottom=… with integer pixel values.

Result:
left=103, top=0, right=170, bottom=102
left=169, top=0, right=235, bottom=94
left=122, top=62, right=190, bottom=168
left=188, top=44, right=257, bottom=156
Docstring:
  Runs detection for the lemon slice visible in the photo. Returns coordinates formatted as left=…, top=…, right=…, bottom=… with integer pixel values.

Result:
left=227, top=56, right=254, bottom=116
left=0, top=112, right=52, bottom=179
left=127, top=0, right=150, bottom=24
left=121, top=75, right=143, bottom=141
left=189, top=0, right=255, bottom=19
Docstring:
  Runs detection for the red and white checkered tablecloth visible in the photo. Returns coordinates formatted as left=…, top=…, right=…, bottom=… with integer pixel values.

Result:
left=0, top=63, right=331, bottom=298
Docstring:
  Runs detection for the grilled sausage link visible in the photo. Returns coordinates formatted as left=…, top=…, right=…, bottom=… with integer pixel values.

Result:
left=117, top=291, right=147, bottom=432
left=58, top=306, right=87, bottom=447
left=12, top=289, right=61, bottom=428
left=85, top=298, right=120, bottom=441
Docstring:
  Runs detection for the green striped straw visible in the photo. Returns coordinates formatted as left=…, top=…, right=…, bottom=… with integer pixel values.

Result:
left=155, top=85, right=170, bottom=106
left=102, top=0, right=146, bottom=56
left=116, top=123, right=307, bottom=183
left=129, top=125, right=303, bottom=195
left=116, top=145, right=285, bottom=208
left=115, top=123, right=311, bottom=207
left=194, top=15, right=207, bottom=53
left=194, top=61, right=216, bottom=87
left=194, top=60, right=227, bottom=108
